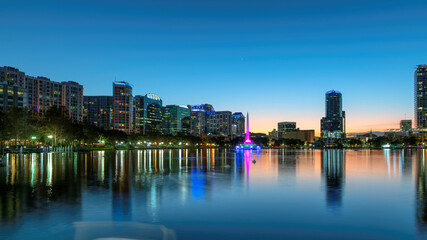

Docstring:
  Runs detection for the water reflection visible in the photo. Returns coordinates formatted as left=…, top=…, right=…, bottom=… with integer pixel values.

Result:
left=1, top=149, right=427, bottom=239
left=417, top=149, right=427, bottom=232
left=321, top=149, right=345, bottom=210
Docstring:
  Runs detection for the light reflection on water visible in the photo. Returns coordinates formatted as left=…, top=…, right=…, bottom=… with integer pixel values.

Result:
left=0, top=149, right=426, bottom=239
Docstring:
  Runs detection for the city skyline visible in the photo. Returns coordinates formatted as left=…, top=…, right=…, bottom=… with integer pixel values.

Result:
left=0, top=64, right=418, bottom=135
left=2, top=0, right=427, bottom=134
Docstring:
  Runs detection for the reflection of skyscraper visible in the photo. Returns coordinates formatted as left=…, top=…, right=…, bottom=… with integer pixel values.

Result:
left=112, top=151, right=132, bottom=221
left=416, top=151, right=427, bottom=232
left=278, top=149, right=297, bottom=179
left=400, top=150, right=413, bottom=181
left=0, top=153, right=83, bottom=224
left=321, top=149, right=345, bottom=210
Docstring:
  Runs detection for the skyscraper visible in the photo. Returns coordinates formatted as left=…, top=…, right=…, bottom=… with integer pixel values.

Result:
left=113, top=81, right=133, bottom=134
left=321, top=90, right=345, bottom=139
left=0, top=66, right=84, bottom=121
left=162, top=105, right=190, bottom=135
left=0, top=66, right=26, bottom=87
left=0, top=82, right=27, bottom=111
left=416, top=65, right=427, bottom=131
left=189, top=104, right=214, bottom=135
left=83, top=96, right=114, bottom=130
left=25, top=76, right=62, bottom=113
left=134, top=93, right=163, bottom=135
left=61, top=81, right=84, bottom=122
left=209, top=111, right=232, bottom=136
left=232, top=112, right=245, bottom=137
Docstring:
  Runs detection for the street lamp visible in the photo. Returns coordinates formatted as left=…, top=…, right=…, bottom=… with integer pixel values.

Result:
left=30, top=136, right=36, bottom=152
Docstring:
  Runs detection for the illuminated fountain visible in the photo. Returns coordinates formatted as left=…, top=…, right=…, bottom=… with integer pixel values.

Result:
left=235, top=113, right=261, bottom=151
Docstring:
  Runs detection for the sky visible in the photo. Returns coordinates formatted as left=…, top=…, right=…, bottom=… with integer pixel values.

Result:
left=1, top=0, right=427, bottom=135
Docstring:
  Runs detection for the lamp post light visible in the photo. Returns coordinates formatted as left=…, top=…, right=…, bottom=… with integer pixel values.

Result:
left=30, top=136, right=36, bottom=152
left=47, top=135, right=53, bottom=149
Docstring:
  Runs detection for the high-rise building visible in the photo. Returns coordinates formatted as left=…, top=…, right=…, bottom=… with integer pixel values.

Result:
left=181, top=116, right=191, bottom=135
left=400, top=120, right=412, bottom=132
left=232, top=112, right=245, bottom=137
left=0, top=82, right=27, bottom=111
left=83, top=96, right=114, bottom=130
left=25, top=76, right=62, bottom=113
left=0, top=66, right=84, bottom=121
left=162, top=105, right=190, bottom=135
left=61, top=81, right=84, bottom=122
left=416, top=65, right=427, bottom=131
left=189, top=104, right=214, bottom=135
left=320, top=90, right=345, bottom=139
left=113, top=81, right=133, bottom=134
left=134, top=93, right=163, bottom=135
left=209, top=111, right=232, bottom=136
left=0, top=66, right=26, bottom=87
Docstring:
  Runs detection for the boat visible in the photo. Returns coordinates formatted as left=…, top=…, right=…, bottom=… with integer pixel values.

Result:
left=235, top=113, right=261, bottom=151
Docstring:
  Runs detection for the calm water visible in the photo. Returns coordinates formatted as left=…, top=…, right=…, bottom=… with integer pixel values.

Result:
left=1, top=149, right=427, bottom=239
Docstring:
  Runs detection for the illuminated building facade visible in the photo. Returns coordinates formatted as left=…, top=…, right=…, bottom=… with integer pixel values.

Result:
left=0, top=66, right=26, bottom=87
left=113, top=81, right=134, bottom=134
left=162, top=105, right=190, bottom=135
left=278, top=122, right=297, bottom=138
left=232, top=112, right=245, bottom=137
left=321, top=90, right=345, bottom=139
left=189, top=104, right=214, bottom=135
left=279, top=130, right=315, bottom=143
left=25, top=76, right=62, bottom=113
left=83, top=96, right=114, bottom=130
left=134, top=93, right=163, bottom=134
left=0, top=82, right=27, bottom=111
left=277, top=121, right=315, bottom=143
left=61, top=81, right=84, bottom=122
left=209, top=111, right=232, bottom=136
left=416, top=65, right=427, bottom=131
left=0, top=66, right=84, bottom=122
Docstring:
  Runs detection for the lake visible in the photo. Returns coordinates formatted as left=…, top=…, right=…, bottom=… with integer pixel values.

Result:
left=0, top=149, right=426, bottom=239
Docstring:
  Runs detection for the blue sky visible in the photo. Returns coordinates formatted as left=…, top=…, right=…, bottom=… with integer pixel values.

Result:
left=1, top=0, right=427, bottom=134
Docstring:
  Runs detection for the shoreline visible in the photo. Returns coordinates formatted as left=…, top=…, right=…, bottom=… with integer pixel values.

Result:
left=1, top=146, right=422, bottom=154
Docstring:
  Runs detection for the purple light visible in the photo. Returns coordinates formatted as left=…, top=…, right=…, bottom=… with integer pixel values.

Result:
left=191, top=109, right=206, bottom=112
left=244, top=112, right=253, bottom=144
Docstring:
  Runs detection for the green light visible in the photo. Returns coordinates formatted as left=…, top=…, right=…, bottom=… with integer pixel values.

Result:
left=31, top=136, right=36, bottom=140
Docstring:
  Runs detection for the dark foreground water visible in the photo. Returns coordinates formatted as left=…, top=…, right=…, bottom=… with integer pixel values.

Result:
left=1, top=149, right=427, bottom=239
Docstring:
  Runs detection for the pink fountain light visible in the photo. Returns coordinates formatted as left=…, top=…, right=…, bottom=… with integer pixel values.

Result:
left=235, top=112, right=261, bottom=150
left=244, top=112, right=253, bottom=144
